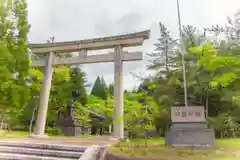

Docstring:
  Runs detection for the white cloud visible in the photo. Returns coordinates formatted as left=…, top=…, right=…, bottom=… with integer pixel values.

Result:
left=27, top=0, right=240, bottom=90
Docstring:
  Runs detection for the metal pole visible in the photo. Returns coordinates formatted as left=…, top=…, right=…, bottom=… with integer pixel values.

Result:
left=177, top=0, right=188, bottom=108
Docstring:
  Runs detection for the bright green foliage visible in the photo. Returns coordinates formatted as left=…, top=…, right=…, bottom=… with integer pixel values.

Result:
left=139, top=11, right=240, bottom=137
left=124, top=92, right=157, bottom=138
left=0, top=0, right=30, bottom=116
left=87, top=95, right=111, bottom=115
left=208, top=113, right=239, bottom=138
left=86, top=95, right=112, bottom=128
left=74, top=101, right=91, bottom=126
left=49, top=66, right=88, bottom=123
left=18, top=68, right=43, bottom=127
left=2, top=1, right=240, bottom=140
left=86, top=94, right=106, bottom=117
left=189, top=42, right=240, bottom=88
left=49, top=66, right=71, bottom=122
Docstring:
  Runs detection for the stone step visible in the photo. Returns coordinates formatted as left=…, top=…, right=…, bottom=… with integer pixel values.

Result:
left=0, top=146, right=83, bottom=159
left=0, top=142, right=87, bottom=160
left=0, top=152, right=75, bottom=160
left=0, top=142, right=86, bottom=152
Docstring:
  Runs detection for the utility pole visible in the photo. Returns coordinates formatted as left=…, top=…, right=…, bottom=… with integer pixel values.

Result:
left=177, top=0, right=188, bottom=108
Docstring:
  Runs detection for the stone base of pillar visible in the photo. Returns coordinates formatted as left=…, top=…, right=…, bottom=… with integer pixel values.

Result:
left=28, top=134, right=49, bottom=139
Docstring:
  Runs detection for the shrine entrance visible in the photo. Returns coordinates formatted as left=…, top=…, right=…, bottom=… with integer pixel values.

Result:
left=29, top=30, right=150, bottom=139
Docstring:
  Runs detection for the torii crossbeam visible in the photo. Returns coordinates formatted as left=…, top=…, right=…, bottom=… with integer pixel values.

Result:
left=29, top=30, right=150, bottom=139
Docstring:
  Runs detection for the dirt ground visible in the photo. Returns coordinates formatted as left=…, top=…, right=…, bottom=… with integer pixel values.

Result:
left=0, top=136, right=118, bottom=146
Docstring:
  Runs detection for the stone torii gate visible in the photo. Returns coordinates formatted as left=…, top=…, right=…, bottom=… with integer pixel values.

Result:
left=29, top=30, right=150, bottom=139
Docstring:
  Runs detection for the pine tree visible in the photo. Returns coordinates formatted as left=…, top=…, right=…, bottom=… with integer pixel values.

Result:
left=100, top=76, right=108, bottom=100
left=207, top=9, right=240, bottom=41
left=70, top=66, right=87, bottom=105
left=91, top=76, right=101, bottom=96
left=182, top=25, right=206, bottom=49
left=108, top=83, right=114, bottom=96
left=147, top=22, right=177, bottom=78
left=91, top=76, right=108, bottom=100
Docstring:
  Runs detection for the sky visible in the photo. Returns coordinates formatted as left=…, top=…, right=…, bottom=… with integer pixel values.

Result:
left=27, top=0, right=240, bottom=91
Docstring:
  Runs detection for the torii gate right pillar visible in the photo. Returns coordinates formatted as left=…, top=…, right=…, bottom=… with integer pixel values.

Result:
left=113, top=45, right=124, bottom=139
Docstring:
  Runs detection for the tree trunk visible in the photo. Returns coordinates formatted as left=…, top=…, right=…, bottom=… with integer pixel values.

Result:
left=3, top=123, right=7, bottom=136
left=220, top=130, right=223, bottom=138
left=205, top=95, right=209, bottom=125
left=165, top=43, right=169, bottom=76
left=232, top=128, right=236, bottom=138
left=29, top=107, right=36, bottom=135
left=0, top=113, right=5, bottom=136
left=108, top=124, right=112, bottom=135
left=0, top=118, right=3, bottom=131
left=144, top=130, right=148, bottom=156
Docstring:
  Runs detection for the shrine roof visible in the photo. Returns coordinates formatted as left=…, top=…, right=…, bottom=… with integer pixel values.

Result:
left=79, top=106, right=106, bottom=120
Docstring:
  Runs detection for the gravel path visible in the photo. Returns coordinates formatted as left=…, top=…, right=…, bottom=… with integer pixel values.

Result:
left=0, top=136, right=118, bottom=147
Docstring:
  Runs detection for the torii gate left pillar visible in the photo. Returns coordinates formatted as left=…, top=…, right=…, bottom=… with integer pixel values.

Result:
left=34, top=52, right=54, bottom=137
left=113, top=45, right=124, bottom=139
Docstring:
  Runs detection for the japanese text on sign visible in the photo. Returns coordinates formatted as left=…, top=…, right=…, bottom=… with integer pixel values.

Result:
left=171, top=106, right=205, bottom=123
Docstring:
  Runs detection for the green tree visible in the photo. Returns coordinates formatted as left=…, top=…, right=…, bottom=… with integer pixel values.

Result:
left=20, top=68, right=43, bottom=132
left=49, top=66, right=71, bottom=123
left=207, top=9, right=240, bottom=41
left=70, top=66, right=87, bottom=105
left=142, top=15, right=240, bottom=137
left=147, top=22, right=177, bottom=78
left=91, top=76, right=108, bottom=100
left=144, top=23, right=180, bottom=135
left=187, top=41, right=240, bottom=117
left=108, top=83, right=114, bottom=97
left=0, top=0, right=30, bottom=125
left=100, top=76, right=108, bottom=100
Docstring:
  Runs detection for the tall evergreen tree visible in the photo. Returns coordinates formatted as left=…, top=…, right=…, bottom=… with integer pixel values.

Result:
left=108, top=83, right=114, bottom=96
left=147, top=22, right=177, bottom=78
left=91, top=76, right=101, bottom=97
left=91, top=76, right=108, bottom=100
left=100, top=76, right=108, bottom=100
left=182, top=25, right=206, bottom=49
left=207, top=9, right=240, bottom=41
left=70, top=66, right=87, bottom=105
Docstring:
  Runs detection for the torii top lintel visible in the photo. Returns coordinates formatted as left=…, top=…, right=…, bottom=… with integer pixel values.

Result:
left=29, top=30, right=150, bottom=54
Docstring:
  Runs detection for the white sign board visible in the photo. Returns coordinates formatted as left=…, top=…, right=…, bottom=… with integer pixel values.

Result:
left=171, top=106, right=205, bottom=123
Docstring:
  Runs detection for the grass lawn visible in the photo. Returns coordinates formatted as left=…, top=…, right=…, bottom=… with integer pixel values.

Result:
left=216, top=138, right=240, bottom=149
left=2, top=131, right=240, bottom=159
left=109, top=138, right=240, bottom=160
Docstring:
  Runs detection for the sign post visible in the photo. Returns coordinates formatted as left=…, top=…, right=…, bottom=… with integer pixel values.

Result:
left=165, top=106, right=216, bottom=147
